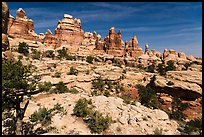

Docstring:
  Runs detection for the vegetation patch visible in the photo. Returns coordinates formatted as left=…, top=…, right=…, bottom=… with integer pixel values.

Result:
left=136, top=84, right=161, bottom=109
left=18, top=42, right=29, bottom=56
left=67, top=66, right=78, bottom=76
left=86, top=56, right=94, bottom=64
left=73, top=98, right=112, bottom=134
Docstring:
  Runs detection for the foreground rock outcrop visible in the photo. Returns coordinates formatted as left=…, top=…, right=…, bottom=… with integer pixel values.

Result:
left=148, top=75, right=202, bottom=100
left=21, top=93, right=180, bottom=135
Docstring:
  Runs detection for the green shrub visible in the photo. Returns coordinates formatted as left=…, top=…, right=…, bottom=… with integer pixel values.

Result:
left=73, top=98, right=92, bottom=117
left=169, top=97, right=188, bottom=121
left=65, top=54, right=75, bottom=60
left=38, top=81, right=52, bottom=92
left=113, top=58, right=121, bottom=67
left=52, top=103, right=67, bottom=116
left=167, top=81, right=174, bottom=86
left=68, top=88, right=79, bottom=94
left=147, top=65, right=155, bottom=73
left=18, top=42, right=29, bottom=56
left=153, top=128, right=163, bottom=135
left=91, top=89, right=102, bottom=96
left=54, top=81, right=68, bottom=93
left=67, top=66, right=78, bottom=75
left=105, top=80, right=113, bottom=90
left=183, top=118, right=202, bottom=135
left=136, top=84, right=160, bottom=109
left=87, top=111, right=112, bottom=134
left=31, top=49, right=41, bottom=60
left=92, top=76, right=105, bottom=91
left=166, top=60, right=176, bottom=71
left=57, top=47, right=68, bottom=60
left=157, top=63, right=166, bottom=75
left=52, top=72, right=61, bottom=78
left=86, top=56, right=94, bottom=64
left=103, top=90, right=110, bottom=97
left=73, top=98, right=112, bottom=134
left=115, top=83, right=125, bottom=93
left=30, top=107, right=52, bottom=126
left=18, top=55, right=23, bottom=60
left=44, top=50, right=55, bottom=59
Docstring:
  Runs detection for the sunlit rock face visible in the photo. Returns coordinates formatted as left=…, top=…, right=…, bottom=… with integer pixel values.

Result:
left=54, top=14, right=84, bottom=48
left=8, top=8, right=39, bottom=41
left=125, top=35, right=143, bottom=58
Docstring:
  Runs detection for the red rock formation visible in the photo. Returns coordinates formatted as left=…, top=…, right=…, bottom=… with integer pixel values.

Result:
left=145, top=43, right=148, bottom=53
left=8, top=8, right=38, bottom=41
left=103, top=27, right=125, bottom=57
left=43, top=29, right=59, bottom=49
left=126, top=35, right=143, bottom=58
left=82, top=32, right=97, bottom=46
left=95, top=34, right=104, bottom=50
left=54, top=14, right=84, bottom=47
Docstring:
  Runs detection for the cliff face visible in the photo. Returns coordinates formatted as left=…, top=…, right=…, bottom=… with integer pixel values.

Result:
left=54, top=14, right=84, bottom=47
left=2, top=2, right=10, bottom=51
left=8, top=8, right=38, bottom=41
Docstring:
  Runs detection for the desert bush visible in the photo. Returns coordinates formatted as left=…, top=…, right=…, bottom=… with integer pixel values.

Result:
left=105, top=80, right=113, bottom=90
left=153, top=128, right=163, bottom=135
left=157, top=63, right=166, bottom=75
left=53, top=81, right=68, bottom=94
left=18, top=42, right=29, bottom=56
left=18, top=55, right=23, bottom=60
left=136, top=84, right=160, bottom=109
left=30, top=107, right=52, bottom=126
left=86, top=56, right=94, bottom=64
left=31, top=49, right=41, bottom=60
left=166, top=60, right=176, bottom=71
left=52, top=103, right=67, bottom=116
left=86, top=111, right=112, bottom=134
left=67, top=66, right=78, bottom=75
left=169, top=97, right=188, bottom=121
left=147, top=65, right=155, bottom=73
left=57, top=47, right=68, bottom=60
left=65, top=54, right=74, bottom=60
left=183, top=118, right=202, bottom=135
left=92, top=76, right=105, bottom=91
left=91, top=89, right=102, bottom=96
left=38, top=81, right=52, bottom=92
left=103, top=90, right=110, bottom=97
left=73, top=98, right=112, bottom=134
left=113, top=58, right=121, bottom=67
left=68, top=88, right=79, bottom=94
left=52, top=72, right=61, bottom=78
left=167, top=81, right=174, bottom=86
left=44, top=50, right=55, bottom=59
left=73, top=98, right=92, bottom=118
left=115, top=83, right=125, bottom=93
left=137, top=63, right=144, bottom=69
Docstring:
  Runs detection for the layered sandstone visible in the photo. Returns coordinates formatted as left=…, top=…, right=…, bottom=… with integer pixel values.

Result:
left=8, top=8, right=38, bottom=41
left=54, top=14, right=84, bottom=47
left=126, top=35, right=143, bottom=58
left=82, top=31, right=97, bottom=46
left=103, top=27, right=125, bottom=57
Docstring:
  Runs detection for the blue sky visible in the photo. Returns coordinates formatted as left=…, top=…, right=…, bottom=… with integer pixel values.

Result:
left=7, top=2, right=202, bottom=57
